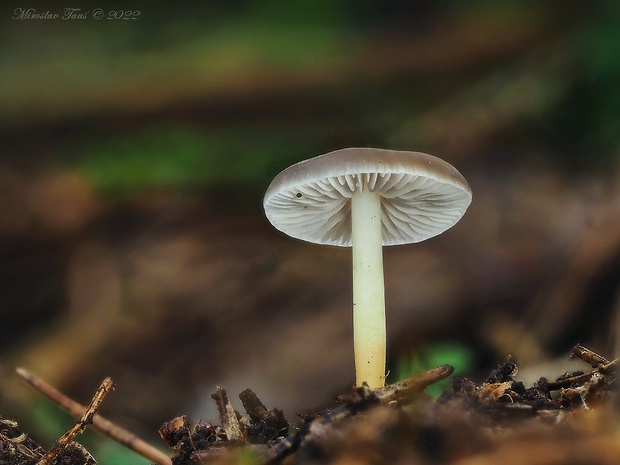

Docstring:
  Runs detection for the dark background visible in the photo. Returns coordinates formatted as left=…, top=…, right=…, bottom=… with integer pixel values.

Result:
left=1, top=1, right=619, bottom=462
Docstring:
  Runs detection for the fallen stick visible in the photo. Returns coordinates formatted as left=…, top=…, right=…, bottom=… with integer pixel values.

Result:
left=16, top=367, right=172, bottom=465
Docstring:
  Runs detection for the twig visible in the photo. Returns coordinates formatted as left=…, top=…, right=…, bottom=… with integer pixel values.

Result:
left=373, top=364, right=455, bottom=402
left=547, top=357, right=618, bottom=391
left=36, top=377, right=113, bottom=465
left=268, top=364, right=454, bottom=463
left=570, top=344, right=610, bottom=368
left=16, top=367, right=172, bottom=465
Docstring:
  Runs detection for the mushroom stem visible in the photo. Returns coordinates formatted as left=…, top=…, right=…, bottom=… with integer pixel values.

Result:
left=351, top=182, right=386, bottom=389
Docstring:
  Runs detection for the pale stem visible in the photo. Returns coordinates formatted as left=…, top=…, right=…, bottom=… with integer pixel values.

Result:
left=351, top=182, right=386, bottom=389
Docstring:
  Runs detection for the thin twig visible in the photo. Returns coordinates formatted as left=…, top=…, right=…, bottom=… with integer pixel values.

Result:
left=36, top=377, right=114, bottom=465
left=16, top=367, right=172, bottom=465
left=547, top=357, right=618, bottom=391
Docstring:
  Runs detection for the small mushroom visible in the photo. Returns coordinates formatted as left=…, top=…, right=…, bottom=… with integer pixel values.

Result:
left=263, top=148, right=472, bottom=389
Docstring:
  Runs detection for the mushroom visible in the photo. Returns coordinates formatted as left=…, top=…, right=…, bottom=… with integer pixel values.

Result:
left=263, top=148, right=472, bottom=389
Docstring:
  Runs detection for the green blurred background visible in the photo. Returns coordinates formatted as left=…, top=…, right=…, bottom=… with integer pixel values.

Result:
left=1, top=1, right=619, bottom=462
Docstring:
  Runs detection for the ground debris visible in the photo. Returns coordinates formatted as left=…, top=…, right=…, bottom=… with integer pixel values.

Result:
left=15, top=369, right=171, bottom=465
left=0, top=372, right=115, bottom=465
left=159, top=365, right=453, bottom=464
left=0, top=417, right=95, bottom=465
left=440, top=344, right=617, bottom=418
left=238, top=389, right=288, bottom=444
left=159, top=416, right=229, bottom=465
left=160, top=346, right=620, bottom=465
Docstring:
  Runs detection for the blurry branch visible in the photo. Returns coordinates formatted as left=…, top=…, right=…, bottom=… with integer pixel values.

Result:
left=390, top=36, right=575, bottom=155
left=6, top=240, right=122, bottom=392
left=523, top=172, right=620, bottom=349
left=0, top=10, right=549, bottom=127
left=479, top=169, right=620, bottom=360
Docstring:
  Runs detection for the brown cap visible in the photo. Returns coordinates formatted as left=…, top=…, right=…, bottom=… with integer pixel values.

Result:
left=264, top=148, right=472, bottom=247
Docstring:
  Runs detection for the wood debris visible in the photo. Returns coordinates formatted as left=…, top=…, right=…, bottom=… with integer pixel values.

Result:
left=159, top=345, right=619, bottom=464
left=441, top=344, right=617, bottom=418
left=15, top=368, right=171, bottom=465
left=159, top=365, right=454, bottom=464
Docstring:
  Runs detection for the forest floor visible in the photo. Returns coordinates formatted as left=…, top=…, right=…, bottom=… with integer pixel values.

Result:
left=2, top=344, right=619, bottom=465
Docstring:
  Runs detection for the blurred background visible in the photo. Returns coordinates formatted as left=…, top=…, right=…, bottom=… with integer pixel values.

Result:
left=1, top=0, right=619, bottom=462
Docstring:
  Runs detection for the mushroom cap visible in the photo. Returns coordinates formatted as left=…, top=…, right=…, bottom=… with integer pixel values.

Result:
left=263, top=148, right=472, bottom=247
